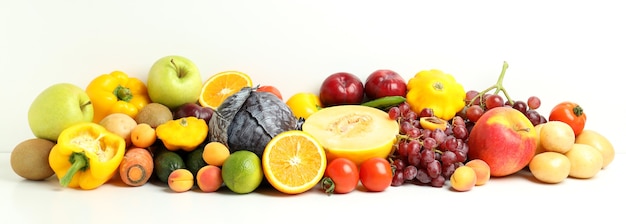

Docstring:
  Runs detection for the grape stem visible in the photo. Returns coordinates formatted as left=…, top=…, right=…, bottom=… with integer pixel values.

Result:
left=468, top=61, right=515, bottom=106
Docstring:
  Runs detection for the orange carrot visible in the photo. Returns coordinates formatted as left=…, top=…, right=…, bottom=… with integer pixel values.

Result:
left=119, top=147, right=154, bottom=187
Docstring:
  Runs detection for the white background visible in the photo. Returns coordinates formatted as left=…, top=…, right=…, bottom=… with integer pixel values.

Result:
left=1, top=1, right=625, bottom=223
left=2, top=0, right=625, bottom=153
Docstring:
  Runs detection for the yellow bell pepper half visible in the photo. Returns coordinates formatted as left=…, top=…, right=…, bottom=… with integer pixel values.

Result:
left=406, top=69, right=466, bottom=121
left=86, top=71, right=151, bottom=123
left=48, top=122, right=126, bottom=190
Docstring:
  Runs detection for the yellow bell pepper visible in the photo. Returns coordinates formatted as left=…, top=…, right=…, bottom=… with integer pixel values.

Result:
left=86, top=71, right=151, bottom=123
left=406, top=69, right=466, bottom=121
left=286, top=92, right=323, bottom=120
left=156, top=117, right=208, bottom=151
left=48, top=122, right=126, bottom=190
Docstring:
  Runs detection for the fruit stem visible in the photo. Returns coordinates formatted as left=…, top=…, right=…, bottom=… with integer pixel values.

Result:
left=81, top=101, right=92, bottom=110
left=320, top=177, right=335, bottom=196
left=468, top=61, right=515, bottom=106
left=573, top=105, right=584, bottom=117
left=170, top=59, right=184, bottom=78
left=59, top=152, right=90, bottom=187
left=113, top=85, right=133, bottom=102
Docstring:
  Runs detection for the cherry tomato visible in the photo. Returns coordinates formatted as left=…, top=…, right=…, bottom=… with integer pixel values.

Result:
left=359, top=157, right=393, bottom=192
left=256, top=85, right=283, bottom=100
left=549, top=101, right=586, bottom=136
left=286, top=92, right=322, bottom=120
left=321, top=158, right=359, bottom=195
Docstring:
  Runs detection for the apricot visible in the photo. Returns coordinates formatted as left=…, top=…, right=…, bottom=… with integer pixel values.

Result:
left=130, top=123, right=157, bottom=148
left=203, top=142, right=230, bottom=166
left=566, top=143, right=603, bottom=179
left=450, top=166, right=476, bottom=192
left=464, top=159, right=490, bottom=186
left=529, top=152, right=570, bottom=184
left=196, top=165, right=223, bottom=192
left=168, top=169, right=194, bottom=193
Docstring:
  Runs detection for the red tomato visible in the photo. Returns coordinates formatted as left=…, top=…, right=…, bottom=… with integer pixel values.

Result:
left=549, top=101, right=586, bottom=136
left=321, top=158, right=359, bottom=195
left=257, top=85, right=283, bottom=100
left=359, top=157, right=393, bottom=192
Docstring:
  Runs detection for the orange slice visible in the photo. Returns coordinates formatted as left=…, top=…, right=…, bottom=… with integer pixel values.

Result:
left=262, top=130, right=327, bottom=194
left=199, top=71, right=253, bottom=109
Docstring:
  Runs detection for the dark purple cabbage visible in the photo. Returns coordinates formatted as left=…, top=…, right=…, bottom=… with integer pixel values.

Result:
left=208, top=87, right=297, bottom=158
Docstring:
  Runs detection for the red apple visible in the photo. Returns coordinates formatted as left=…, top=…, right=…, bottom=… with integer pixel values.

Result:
left=467, top=107, right=538, bottom=177
left=173, top=103, right=214, bottom=124
left=364, top=69, right=407, bottom=100
left=319, top=72, right=364, bottom=106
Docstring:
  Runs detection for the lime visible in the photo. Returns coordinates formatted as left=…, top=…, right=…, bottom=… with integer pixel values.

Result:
left=221, top=150, right=263, bottom=194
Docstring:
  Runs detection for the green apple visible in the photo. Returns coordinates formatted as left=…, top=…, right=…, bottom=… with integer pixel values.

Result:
left=147, top=55, right=203, bottom=110
left=28, top=83, right=94, bottom=141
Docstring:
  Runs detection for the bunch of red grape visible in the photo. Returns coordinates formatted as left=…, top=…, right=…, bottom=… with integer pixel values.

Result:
left=387, top=103, right=470, bottom=187
left=462, top=90, right=547, bottom=126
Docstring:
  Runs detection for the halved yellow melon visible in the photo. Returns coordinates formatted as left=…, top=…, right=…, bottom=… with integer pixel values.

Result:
left=301, top=105, right=399, bottom=165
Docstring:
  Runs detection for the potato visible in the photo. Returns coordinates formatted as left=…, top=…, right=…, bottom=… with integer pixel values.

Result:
left=529, top=152, right=570, bottom=184
left=99, top=113, right=137, bottom=146
left=575, top=129, right=615, bottom=169
left=540, top=121, right=575, bottom=154
left=565, top=143, right=603, bottom=179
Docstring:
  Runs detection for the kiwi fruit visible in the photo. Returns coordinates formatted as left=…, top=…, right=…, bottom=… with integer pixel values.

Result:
left=10, top=138, right=56, bottom=181
left=135, top=103, right=173, bottom=128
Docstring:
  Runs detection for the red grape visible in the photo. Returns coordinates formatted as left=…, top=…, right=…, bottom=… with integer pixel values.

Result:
left=485, top=94, right=505, bottom=109
left=415, top=169, right=431, bottom=184
left=386, top=103, right=472, bottom=188
left=431, top=175, right=445, bottom=187
left=388, top=107, right=400, bottom=120
left=426, top=160, right=442, bottom=179
left=403, top=165, right=418, bottom=181
left=419, top=108, right=434, bottom=117
left=466, top=105, right=484, bottom=123
left=465, top=90, right=480, bottom=105
left=391, top=171, right=404, bottom=186
left=525, top=110, right=542, bottom=126
left=527, top=96, right=541, bottom=110
left=512, top=100, right=528, bottom=114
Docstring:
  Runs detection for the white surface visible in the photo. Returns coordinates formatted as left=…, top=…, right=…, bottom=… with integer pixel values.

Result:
left=1, top=1, right=625, bottom=223
left=1, top=153, right=624, bottom=223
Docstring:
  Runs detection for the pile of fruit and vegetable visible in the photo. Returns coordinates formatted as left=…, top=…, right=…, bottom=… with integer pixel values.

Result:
left=10, top=55, right=615, bottom=194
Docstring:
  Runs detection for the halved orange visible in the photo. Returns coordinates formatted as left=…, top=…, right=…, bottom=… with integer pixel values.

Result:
left=199, top=71, right=253, bottom=109
left=262, top=130, right=327, bottom=194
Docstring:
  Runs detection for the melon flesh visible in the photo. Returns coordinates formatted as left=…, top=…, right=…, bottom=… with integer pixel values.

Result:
left=301, top=105, right=399, bottom=165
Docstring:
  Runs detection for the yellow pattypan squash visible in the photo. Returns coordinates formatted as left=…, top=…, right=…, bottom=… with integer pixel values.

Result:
left=406, top=69, right=466, bottom=121
left=156, top=117, right=208, bottom=151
